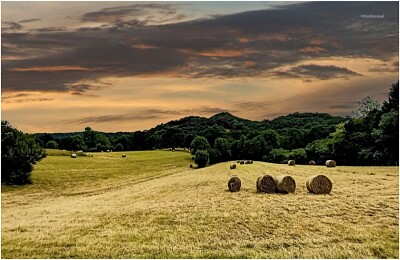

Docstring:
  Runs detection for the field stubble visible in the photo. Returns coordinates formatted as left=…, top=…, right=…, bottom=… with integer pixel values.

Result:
left=1, top=150, right=398, bottom=258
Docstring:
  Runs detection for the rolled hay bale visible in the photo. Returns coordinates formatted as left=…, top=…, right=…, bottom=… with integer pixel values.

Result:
left=228, top=176, right=241, bottom=192
left=288, top=160, right=295, bottom=166
left=309, top=160, right=316, bottom=165
left=240, top=160, right=245, bottom=165
left=190, top=164, right=193, bottom=168
left=230, top=164, right=237, bottom=170
left=306, top=175, right=332, bottom=194
left=122, top=154, right=126, bottom=158
left=248, top=160, right=253, bottom=164
left=325, top=160, right=336, bottom=167
left=275, top=175, right=296, bottom=193
left=237, top=160, right=240, bottom=163
left=71, top=153, right=77, bottom=158
left=256, top=175, right=277, bottom=193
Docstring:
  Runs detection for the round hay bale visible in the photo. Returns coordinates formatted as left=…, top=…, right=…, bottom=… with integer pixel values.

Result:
left=248, top=160, right=253, bottom=164
left=288, top=160, right=295, bottom=166
left=275, top=175, right=296, bottom=193
left=306, top=175, right=332, bottom=194
left=230, top=164, right=237, bottom=170
left=325, top=160, right=336, bottom=167
left=71, top=153, right=77, bottom=158
left=192, top=156, right=195, bottom=160
left=240, top=160, right=245, bottom=165
left=256, top=175, right=277, bottom=193
left=237, top=160, right=240, bottom=163
left=122, top=154, right=126, bottom=158
left=228, top=176, right=241, bottom=192
left=309, top=160, right=316, bottom=165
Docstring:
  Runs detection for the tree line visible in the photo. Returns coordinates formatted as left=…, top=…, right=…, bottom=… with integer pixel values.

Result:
left=35, top=82, right=398, bottom=167
left=2, top=82, right=398, bottom=184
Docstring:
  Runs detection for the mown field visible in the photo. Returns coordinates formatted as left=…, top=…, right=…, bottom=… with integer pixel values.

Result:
left=1, top=150, right=399, bottom=258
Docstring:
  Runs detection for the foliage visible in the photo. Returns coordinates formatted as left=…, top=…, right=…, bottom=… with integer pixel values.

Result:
left=194, top=150, right=209, bottom=168
left=1, top=121, right=46, bottom=185
left=352, top=96, right=381, bottom=118
left=46, top=140, right=58, bottom=149
left=30, top=81, right=398, bottom=167
left=190, top=136, right=211, bottom=155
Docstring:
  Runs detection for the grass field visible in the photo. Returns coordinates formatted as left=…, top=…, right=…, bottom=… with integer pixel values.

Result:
left=1, top=150, right=399, bottom=258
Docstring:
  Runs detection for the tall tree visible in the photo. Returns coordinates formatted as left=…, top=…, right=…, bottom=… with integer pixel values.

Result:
left=1, top=121, right=46, bottom=184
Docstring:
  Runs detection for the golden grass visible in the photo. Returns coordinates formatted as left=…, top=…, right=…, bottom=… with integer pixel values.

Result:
left=2, top=151, right=399, bottom=258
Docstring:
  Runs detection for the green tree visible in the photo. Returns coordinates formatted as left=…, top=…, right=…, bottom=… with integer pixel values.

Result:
left=46, top=140, right=58, bottom=149
left=190, top=136, right=211, bottom=155
left=114, top=143, right=124, bottom=151
left=382, top=82, right=399, bottom=113
left=214, top=137, right=231, bottom=162
left=1, top=121, right=46, bottom=185
left=378, top=111, right=399, bottom=165
left=195, top=150, right=209, bottom=168
left=352, top=96, right=381, bottom=118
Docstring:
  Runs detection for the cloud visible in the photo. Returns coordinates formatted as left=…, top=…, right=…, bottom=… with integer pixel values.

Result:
left=273, top=64, right=362, bottom=80
left=61, top=106, right=233, bottom=125
left=2, top=1, right=398, bottom=93
left=2, top=21, right=23, bottom=31
left=1, top=92, right=53, bottom=103
left=18, top=18, right=41, bottom=23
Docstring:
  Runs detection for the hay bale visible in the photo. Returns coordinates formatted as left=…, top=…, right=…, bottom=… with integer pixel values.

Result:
left=228, top=176, right=241, bottom=192
left=237, top=160, right=240, bottom=163
left=230, top=164, right=237, bottom=170
left=256, top=175, right=277, bottom=193
left=245, top=160, right=253, bottom=164
left=240, top=160, right=245, bottom=165
left=71, top=153, right=77, bottom=158
left=306, top=175, right=332, bottom=194
left=275, top=175, right=296, bottom=193
left=122, top=154, right=126, bottom=158
left=309, top=160, right=316, bottom=165
left=325, top=160, right=336, bottom=167
left=288, top=160, right=295, bottom=166
left=190, top=164, right=193, bottom=168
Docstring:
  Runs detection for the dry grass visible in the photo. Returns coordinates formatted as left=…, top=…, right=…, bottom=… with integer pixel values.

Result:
left=1, top=151, right=399, bottom=258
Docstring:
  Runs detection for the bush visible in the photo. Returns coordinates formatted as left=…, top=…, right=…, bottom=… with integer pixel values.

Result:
left=190, top=136, right=211, bottom=155
left=46, top=140, right=58, bottom=149
left=195, top=150, right=209, bottom=168
left=114, top=143, right=123, bottom=151
left=1, top=121, right=46, bottom=185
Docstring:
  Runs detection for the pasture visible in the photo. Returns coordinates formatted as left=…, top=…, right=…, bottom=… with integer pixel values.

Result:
left=1, top=150, right=398, bottom=258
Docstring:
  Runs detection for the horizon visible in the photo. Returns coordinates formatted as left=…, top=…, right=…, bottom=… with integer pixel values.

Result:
left=2, top=1, right=399, bottom=133
left=28, top=110, right=347, bottom=134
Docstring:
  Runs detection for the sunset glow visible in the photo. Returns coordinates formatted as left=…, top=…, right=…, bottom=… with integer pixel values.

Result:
left=2, top=1, right=399, bottom=133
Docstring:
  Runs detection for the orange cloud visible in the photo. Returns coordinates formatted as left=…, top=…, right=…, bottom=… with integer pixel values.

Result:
left=298, top=46, right=325, bottom=54
left=8, top=66, right=99, bottom=72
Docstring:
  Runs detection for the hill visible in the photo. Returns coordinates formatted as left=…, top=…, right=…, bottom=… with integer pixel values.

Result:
left=1, top=150, right=398, bottom=258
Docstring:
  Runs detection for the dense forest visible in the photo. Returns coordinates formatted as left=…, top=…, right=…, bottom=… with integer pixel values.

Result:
left=35, top=82, right=399, bottom=166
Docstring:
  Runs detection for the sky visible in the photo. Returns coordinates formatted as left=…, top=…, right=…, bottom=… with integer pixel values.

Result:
left=1, top=1, right=399, bottom=133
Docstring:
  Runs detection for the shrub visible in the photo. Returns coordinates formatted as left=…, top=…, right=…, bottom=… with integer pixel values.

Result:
left=190, top=136, right=211, bottom=155
left=114, top=143, right=123, bottom=151
left=195, top=150, right=209, bottom=168
left=1, top=121, right=46, bottom=185
left=46, top=140, right=58, bottom=149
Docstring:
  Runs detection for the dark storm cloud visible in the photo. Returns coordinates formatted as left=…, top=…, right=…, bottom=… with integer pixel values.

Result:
left=273, top=64, right=362, bottom=80
left=2, top=1, right=398, bottom=93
